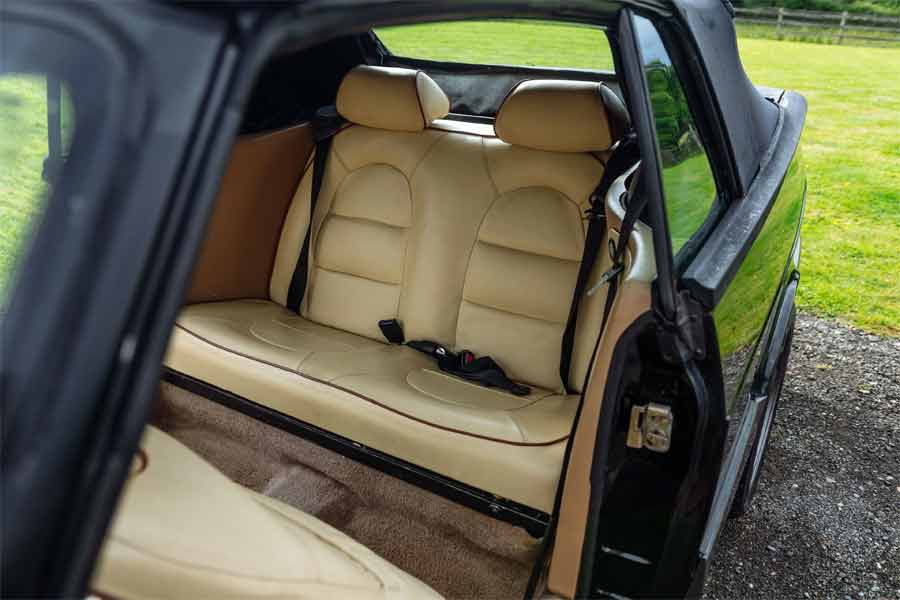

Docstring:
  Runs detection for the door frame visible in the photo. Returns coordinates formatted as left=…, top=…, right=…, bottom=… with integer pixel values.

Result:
left=1, top=2, right=236, bottom=595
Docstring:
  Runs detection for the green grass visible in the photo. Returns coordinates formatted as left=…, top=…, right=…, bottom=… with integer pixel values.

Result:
left=376, top=20, right=615, bottom=70
left=737, top=38, right=900, bottom=335
left=2, top=28, right=898, bottom=336
left=0, top=75, right=48, bottom=301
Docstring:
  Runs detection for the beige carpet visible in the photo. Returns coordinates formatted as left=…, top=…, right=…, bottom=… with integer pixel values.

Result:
left=154, top=382, right=540, bottom=599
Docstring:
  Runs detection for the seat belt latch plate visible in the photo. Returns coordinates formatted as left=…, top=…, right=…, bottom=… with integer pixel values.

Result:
left=587, top=263, right=624, bottom=296
left=626, top=403, right=673, bottom=453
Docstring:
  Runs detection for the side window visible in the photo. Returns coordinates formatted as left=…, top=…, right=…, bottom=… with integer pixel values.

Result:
left=374, top=20, right=615, bottom=72
left=633, top=16, right=717, bottom=256
left=0, top=75, right=75, bottom=305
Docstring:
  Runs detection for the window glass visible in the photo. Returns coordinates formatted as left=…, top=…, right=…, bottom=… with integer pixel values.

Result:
left=0, top=74, right=75, bottom=305
left=375, top=20, right=615, bottom=71
left=634, top=16, right=717, bottom=256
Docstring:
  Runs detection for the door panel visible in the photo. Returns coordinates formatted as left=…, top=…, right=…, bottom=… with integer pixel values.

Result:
left=561, top=10, right=728, bottom=598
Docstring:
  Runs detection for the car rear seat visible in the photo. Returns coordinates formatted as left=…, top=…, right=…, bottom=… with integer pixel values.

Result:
left=93, top=426, right=441, bottom=599
left=166, top=66, right=629, bottom=512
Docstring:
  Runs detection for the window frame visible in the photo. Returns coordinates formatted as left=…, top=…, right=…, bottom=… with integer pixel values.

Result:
left=631, top=15, right=727, bottom=272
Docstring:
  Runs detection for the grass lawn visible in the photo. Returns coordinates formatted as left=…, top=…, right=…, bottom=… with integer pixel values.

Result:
left=737, top=38, right=900, bottom=336
left=1, top=24, right=898, bottom=335
left=0, top=75, right=48, bottom=301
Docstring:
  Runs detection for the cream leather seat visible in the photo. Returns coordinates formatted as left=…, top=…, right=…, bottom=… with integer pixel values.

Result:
left=93, top=427, right=441, bottom=599
left=167, top=66, right=628, bottom=512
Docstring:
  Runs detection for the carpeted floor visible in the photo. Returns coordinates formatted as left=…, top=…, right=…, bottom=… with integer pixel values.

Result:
left=154, top=382, right=540, bottom=600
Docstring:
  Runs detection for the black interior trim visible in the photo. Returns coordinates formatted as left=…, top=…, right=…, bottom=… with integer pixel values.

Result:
left=162, top=368, right=551, bottom=537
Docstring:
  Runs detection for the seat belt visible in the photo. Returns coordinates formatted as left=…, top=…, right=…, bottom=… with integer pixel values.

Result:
left=377, top=319, right=531, bottom=396
left=407, top=340, right=531, bottom=397
left=559, top=132, right=640, bottom=393
left=523, top=171, right=648, bottom=600
left=286, top=106, right=345, bottom=313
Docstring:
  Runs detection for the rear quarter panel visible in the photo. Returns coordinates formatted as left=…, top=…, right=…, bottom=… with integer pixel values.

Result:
left=715, top=149, right=806, bottom=418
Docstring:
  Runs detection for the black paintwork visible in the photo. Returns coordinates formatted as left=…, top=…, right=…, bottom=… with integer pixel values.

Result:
left=683, top=91, right=807, bottom=310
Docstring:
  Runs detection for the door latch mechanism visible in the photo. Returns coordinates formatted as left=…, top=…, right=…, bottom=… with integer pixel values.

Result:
left=626, top=403, right=673, bottom=453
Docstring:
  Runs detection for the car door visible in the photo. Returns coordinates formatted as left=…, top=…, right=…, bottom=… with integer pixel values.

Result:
left=565, top=7, right=737, bottom=598
left=1, top=2, right=236, bottom=596
left=573, top=4, right=806, bottom=598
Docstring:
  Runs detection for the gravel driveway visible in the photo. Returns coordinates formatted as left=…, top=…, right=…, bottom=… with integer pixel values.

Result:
left=704, top=314, right=900, bottom=599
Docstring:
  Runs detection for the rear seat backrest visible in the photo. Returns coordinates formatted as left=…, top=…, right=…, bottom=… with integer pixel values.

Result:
left=455, top=80, right=627, bottom=392
left=271, top=68, right=627, bottom=393
left=270, top=66, right=451, bottom=341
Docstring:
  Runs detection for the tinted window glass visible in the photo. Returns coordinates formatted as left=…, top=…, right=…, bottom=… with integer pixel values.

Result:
left=0, top=74, right=74, bottom=305
left=634, top=16, right=716, bottom=256
left=375, top=20, right=615, bottom=71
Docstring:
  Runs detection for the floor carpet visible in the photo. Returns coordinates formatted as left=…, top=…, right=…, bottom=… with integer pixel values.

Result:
left=154, top=382, right=540, bottom=599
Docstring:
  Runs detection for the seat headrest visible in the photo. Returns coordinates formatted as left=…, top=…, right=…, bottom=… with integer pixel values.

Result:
left=494, top=80, right=628, bottom=153
left=336, top=66, right=450, bottom=132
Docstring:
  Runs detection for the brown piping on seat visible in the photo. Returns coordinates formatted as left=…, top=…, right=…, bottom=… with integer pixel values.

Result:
left=173, top=324, right=570, bottom=448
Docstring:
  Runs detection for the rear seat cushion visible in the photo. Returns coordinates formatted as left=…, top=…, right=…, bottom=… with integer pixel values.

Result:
left=175, top=299, right=383, bottom=371
left=167, top=321, right=572, bottom=511
left=93, top=427, right=441, bottom=599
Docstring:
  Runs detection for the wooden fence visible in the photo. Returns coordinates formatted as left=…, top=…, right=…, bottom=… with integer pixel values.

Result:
left=734, top=7, right=900, bottom=44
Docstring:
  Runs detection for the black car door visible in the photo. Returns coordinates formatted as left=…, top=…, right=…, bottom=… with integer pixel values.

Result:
left=1, top=2, right=236, bottom=596
left=577, top=3, right=806, bottom=598
left=573, top=7, right=737, bottom=598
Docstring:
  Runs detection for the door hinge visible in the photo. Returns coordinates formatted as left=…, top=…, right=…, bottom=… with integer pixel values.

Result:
left=655, top=289, right=709, bottom=365
left=626, top=403, right=674, bottom=453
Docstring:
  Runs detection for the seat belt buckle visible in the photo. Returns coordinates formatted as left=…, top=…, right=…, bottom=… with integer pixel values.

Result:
left=587, top=263, right=624, bottom=296
left=378, top=319, right=405, bottom=344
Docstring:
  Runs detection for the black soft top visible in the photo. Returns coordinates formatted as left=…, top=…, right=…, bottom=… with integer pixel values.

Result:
left=670, top=0, right=779, bottom=196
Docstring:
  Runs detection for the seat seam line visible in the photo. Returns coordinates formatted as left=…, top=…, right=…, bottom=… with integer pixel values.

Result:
left=475, top=237, right=584, bottom=264
left=314, top=264, right=401, bottom=287
left=325, top=211, right=409, bottom=230
left=106, top=535, right=387, bottom=588
left=460, top=296, right=568, bottom=326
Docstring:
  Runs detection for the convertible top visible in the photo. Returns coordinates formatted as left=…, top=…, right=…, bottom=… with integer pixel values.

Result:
left=670, top=0, right=780, bottom=196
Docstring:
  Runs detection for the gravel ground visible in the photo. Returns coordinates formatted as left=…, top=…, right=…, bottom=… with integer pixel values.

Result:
left=705, top=313, right=900, bottom=599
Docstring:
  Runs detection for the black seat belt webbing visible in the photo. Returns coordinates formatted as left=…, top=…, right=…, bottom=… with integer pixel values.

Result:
left=559, top=133, right=639, bottom=393
left=286, top=106, right=344, bottom=313
left=523, top=170, right=647, bottom=600
left=407, top=340, right=531, bottom=397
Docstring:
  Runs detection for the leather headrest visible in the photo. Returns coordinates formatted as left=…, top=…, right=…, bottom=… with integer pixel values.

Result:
left=494, top=80, right=628, bottom=152
left=336, top=66, right=450, bottom=132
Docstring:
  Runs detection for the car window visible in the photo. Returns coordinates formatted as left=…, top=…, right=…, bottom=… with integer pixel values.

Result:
left=633, top=15, right=717, bottom=256
left=374, top=19, right=615, bottom=72
left=0, top=74, right=74, bottom=306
